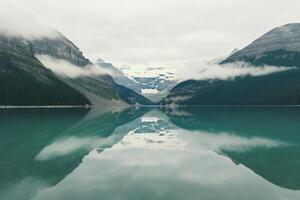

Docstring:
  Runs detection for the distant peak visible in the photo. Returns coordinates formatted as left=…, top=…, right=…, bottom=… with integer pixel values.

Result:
left=221, top=22, right=300, bottom=66
left=96, top=58, right=106, bottom=64
left=230, top=48, right=239, bottom=55
left=281, top=23, right=300, bottom=27
left=271, top=23, right=300, bottom=33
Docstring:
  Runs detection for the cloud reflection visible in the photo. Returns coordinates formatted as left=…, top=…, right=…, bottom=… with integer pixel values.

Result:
left=178, top=130, right=289, bottom=153
left=31, top=110, right=299, bottom=200
left=35, top=135, right=122, bottom=161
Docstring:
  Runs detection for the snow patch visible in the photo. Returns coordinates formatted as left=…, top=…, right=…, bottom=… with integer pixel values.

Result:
left=141, top=88, right=160, bottom=94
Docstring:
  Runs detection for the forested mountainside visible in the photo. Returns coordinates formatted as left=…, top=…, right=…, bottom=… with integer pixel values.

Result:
left=0, top=35, right=90, bottom=106
left=30, top=31, right=153, bottom=106
left=0, top=30, right=153, bottom=106
left=163, top=68, right=300, bottom=105
left=163, top=23, right=300, bottom=106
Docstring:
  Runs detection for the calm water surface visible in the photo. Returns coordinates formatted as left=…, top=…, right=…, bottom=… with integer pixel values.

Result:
left=0, top=107, right=300, bottom=200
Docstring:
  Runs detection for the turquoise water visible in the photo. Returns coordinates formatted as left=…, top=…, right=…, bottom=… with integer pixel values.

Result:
left=0, top=107, right=300, bottom=200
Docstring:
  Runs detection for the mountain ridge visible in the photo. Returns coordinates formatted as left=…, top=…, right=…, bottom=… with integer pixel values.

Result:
left=0, top=35, right=91, bottom=106
left=163, top=23, right=300, bottom=105
left=222, top=23, right=300, bottom=67
left=0, top=30, right=153, bottom=106
left=31, top=31, right=92, bottom=67
left=29, top=31, right=153, bottom=106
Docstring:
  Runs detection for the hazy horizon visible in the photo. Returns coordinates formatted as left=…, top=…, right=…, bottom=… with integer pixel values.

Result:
left=1, top=0, right=300, bottom=69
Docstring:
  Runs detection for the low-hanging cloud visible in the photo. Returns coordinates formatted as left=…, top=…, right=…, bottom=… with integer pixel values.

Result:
left=38, top=54, right=294, bottom=83
left=2, top=0, right=300, bottom=67
left=1, top=0, right=299, bottom=82
left=0, top=2, right=56, bottom=39
left=37, top=55, right=108, bottom=78
left=173, top=61, right=294, bottom=81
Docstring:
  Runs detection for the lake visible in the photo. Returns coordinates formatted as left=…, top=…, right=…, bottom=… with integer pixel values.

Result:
left=0, top=106, right=300, bottom=200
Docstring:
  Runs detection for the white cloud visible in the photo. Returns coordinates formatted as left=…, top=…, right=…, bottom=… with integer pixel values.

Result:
left=31, top=130, right=296, bottom=200
left=37, top=55, right=107, bottom=78
left=35, top=135, right=121, bottom=161
left=0, top=2, right=56, bottom=39
left=174, top=62, right=294, bottom=81
left=178, top=130, right=289, bottom=153
left=2, top=0, right=300, bottom=67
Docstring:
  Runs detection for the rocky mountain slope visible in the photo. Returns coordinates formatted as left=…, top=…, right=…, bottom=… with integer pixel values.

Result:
left=31, top=32, right=91, bottom=66
left=0, top=35, right=90, bottom=106
left=29, top=31, right=152, bottom=106
left=163, top=23, right=300, bottom=105
left=0, top=29, right=153, bottom=106
left=222, top=23, right=300, bottom=67
left=96, top=59, right=141, bottom=93
left=119, top=65, right=178, bottom=102
left=95, top=59, right=178, bottom=102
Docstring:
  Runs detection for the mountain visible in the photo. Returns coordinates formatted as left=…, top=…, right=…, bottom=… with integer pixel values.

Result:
left=134, top=76, right=177, bottom=102
left=0, top=35, right=90, bottom=106
left=119, top=65, right=178, bottom=102
left=222, top=23, right=300, bottom=67
left=95, top=59, right=141, bottom=93
left=207, top=48, right=239, bottom=64
left=135, top=75, right=177, bottom=93
left=163, top=68, right=300, bottom=105
left=29, top=31, right=152, bottom=106
left=96, top=59, right=177, bottom=102
left=0, top=29, right=152, bottom=106
left=64, top=75, right=152, bottom=106
left=31, top=32, right=91, bottom=66
left=116, top=84, right=153, bottom=105
left=163, top=23, right=300, bottom=106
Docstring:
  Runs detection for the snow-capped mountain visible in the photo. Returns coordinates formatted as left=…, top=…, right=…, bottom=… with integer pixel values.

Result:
left=222, top=23, right=300, bottom=67
left=96, top=60, right=178, bottom=102
left=119, top=65, right=178, bottom=101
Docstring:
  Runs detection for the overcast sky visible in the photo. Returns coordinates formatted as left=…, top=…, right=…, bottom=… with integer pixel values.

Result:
left=1, top=0, right=300, bottom=68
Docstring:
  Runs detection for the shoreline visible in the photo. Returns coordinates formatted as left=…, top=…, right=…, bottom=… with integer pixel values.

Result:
left=0, top=105, right=91, bottom=109
left=1, top=104, right=300, bottom=109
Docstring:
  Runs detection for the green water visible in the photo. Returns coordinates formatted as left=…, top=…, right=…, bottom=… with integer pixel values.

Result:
left=0, top=107, right=300, bottom=200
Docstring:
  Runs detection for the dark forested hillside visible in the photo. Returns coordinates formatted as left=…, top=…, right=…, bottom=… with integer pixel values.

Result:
left=29, top=32, right=153, bottom=106
left=163, top=69, right=300, bottom=105
left=163, top=24, right=300, bottom=106
left=0, top=36, right=90, bottom=106
left=116, top=84, right=153, bottom=105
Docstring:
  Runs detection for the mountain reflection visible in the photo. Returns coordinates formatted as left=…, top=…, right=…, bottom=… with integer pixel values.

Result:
left=165, top=107, right=300, bottom=190
left=0, top=107, right=300, bottom=200
left=0, top=107, right=149, bottom=200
